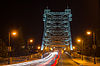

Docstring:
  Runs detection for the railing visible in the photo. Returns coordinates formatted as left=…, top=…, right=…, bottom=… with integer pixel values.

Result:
left=71, top=52, right=100, bottom=63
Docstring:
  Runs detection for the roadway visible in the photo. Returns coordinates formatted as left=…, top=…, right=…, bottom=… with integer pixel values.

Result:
left=3, top=52, right=59, bottom=66
left=2, top=52, right=80, bottom=66
left=56, top=52, right=79, bottom=66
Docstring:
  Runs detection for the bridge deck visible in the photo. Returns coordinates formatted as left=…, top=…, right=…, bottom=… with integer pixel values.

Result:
left=56, top=53, right=79, bottom=66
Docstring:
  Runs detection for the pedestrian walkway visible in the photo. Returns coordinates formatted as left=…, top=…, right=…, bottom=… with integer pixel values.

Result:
left=73, top=58, right=100, bottom=66
left=56, top=53, right=79, bottom=66
left=70, top=52, right=100, bottom=66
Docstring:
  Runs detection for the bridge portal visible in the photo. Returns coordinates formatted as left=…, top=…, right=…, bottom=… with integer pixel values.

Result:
left=41, top=7, right=73, bottom=51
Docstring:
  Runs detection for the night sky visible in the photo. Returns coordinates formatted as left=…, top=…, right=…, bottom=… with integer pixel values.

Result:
left=0, top=0, right=99, bottom=45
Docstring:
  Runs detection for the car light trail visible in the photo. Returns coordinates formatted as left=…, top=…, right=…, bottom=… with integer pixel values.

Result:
left=51, top=52, right=60, bottom=66
left=3, top=52, right=59, bottom=66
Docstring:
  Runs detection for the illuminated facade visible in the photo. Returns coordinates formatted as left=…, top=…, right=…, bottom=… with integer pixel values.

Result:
left=41, top=8, right=73, bottom=50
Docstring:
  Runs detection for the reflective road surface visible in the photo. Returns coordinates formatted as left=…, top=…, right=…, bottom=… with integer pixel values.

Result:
left=56, top=52, right=79, bottom=66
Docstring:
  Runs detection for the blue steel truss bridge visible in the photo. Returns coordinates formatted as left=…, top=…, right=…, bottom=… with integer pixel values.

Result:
left=41, top=7, right=73, bottom=51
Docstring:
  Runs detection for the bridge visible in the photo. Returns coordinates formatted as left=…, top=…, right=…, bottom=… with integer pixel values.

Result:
left=41, top=7, right=73, bottom=51
left=1, top=51, right=100, bottom=66
left=0, top=6, right=100, bottom=66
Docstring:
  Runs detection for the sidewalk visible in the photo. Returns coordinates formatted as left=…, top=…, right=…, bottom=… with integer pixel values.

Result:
left=69, top=52, right=100, bottom=66
left=72, top=58, right=100, bottom=66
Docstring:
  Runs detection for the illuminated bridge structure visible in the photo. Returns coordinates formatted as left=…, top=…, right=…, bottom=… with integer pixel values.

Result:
left=41, top=7, right=73, bottom=50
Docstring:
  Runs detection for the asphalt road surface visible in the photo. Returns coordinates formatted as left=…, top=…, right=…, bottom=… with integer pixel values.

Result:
left=56, top=53, right=79, bottom=66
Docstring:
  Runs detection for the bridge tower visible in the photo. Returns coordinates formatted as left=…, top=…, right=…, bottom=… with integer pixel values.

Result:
left=41, top=7, right=73, bottom=51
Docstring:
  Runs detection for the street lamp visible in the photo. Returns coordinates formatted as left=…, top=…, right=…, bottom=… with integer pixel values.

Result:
left=28, top=39, right=34, bottom=48
left=87, top=31, right=91, bottom=35
left=38, top=46, right=41, bottom=50
left=12, top=32, right=17, bottom=36
left=77, top=38, right=84, bottom=61
left=77, top=39, right=81, bottom=43
left=27, top=39, right=34, bottom=55
left=8, top=31, right=17, bottom=64
left=29, top=39, right=33, bottom=43
left=86, top=31, right=96, bottom=64
left=73, top=46, right=75, bottom=50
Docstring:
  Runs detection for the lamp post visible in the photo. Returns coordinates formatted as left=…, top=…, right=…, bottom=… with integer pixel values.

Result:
left=8, top=32, right=11, bottom=64
left=28, top=39, right=34, bottom=54
left=77, top=39, right=84, bottom=61
left=8, top=31, right=17, bottom=64
left=87, top=31, right=96, bottom=64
